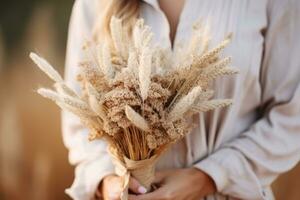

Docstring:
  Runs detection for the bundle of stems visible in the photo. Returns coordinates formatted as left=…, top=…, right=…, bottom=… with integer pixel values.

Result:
left=30, top=17, right=238, bottom=195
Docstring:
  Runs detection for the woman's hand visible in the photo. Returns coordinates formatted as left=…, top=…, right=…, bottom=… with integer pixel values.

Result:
left=128, top=168, right=216, bottom=200
left=100, top=175, right=148, bottom=200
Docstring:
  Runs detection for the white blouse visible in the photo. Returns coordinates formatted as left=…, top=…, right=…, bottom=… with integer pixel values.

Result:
left=63, top=0, right=300, bottom=199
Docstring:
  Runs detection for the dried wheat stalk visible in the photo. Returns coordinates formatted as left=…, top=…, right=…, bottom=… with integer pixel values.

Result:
left=192, top=99, right=233, bottom=112
left=168, top=86, right=202, bottom=121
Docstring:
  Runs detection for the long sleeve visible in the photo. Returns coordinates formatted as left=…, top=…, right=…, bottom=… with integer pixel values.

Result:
left=195, top=0, right=300, bottom=199
left=62, top=0, right=115, bottom=199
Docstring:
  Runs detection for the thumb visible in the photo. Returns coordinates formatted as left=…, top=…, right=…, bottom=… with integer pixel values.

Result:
left=129, top=177, right=147, bottom=194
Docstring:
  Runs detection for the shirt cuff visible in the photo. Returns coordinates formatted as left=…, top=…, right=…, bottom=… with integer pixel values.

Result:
left=194, top=155, right=229, bottom=192
left=65, top=154, right=115, bottom=200
left=194, top=148, right=267, bottom=200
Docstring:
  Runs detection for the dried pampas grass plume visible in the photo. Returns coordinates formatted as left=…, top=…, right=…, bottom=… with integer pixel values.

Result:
left=60, top=94, right=95, bottom=116
left=86, top=83, right=107, bottom=121
left=37, top=88, right=95, bottom=116
left=110, top=16, right=127, bottom=59
left=88, top=95, right=107, bottom=120
left=37, top=88, right=60, bottom=102
left=54, top=83, right=78, bottom=97
left=86, top=82, right=101, bottom=100
left=133, top=19, right=153, bottom=51
left=127, top=51, right=139, bottom=74
left=125, top=105, right=150, bottom=132
left=30, top=53, right=63, bottom=83
left=101, top=42, right=115, bottom=79
left=133, top=19, right=144, bottom=50
left=30, top=52, right=79, bottom=98
left=139, top=47, right=152, bottom=101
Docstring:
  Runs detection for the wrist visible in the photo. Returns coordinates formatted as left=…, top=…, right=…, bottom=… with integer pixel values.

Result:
left=191, top=167, right=217, bottom=196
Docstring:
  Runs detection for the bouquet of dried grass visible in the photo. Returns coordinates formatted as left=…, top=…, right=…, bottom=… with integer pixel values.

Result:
left=30, top=17, right=238, bottom=199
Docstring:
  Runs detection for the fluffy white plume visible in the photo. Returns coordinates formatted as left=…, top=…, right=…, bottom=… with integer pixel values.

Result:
left=86, top=83, right=101, bottom=100
left=30, top=53, right=63, bottom=83
left=60, top=95, right=94, bottom=115
left=86, top=83, right=107, bottom=121
left=37, top=88, right=60, bottom=102
left=37, top=88, right=95, bottom=116
left=125, top=105, right=150, bottom=132
left=127, top=51, right=139, bottom=75
left=54, top=83, right=78, bottom=97
left=88, top=95, right=107, bottom=120
left=133, top=19, right=144, bottom=50
left=139, top=47, right=152, bottom=101
left=110, top=16, right=127, bottom=58
left=101, top=42, right=115, bottom=79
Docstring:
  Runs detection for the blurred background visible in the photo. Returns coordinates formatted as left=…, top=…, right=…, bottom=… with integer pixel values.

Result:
left=0, top=0, right=73, bottom=199
left=0, top=0, right=300, bottom=200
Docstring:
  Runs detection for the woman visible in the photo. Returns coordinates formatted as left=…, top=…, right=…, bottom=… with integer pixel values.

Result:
left=62, top=0, right=300, bottom=199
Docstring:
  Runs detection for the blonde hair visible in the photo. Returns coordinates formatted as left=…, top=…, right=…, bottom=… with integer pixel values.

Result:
left=93, top=0, right=140, bottom=42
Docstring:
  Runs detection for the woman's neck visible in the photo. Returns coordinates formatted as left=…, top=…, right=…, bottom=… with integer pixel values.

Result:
left=158, top=0, right=186, bottom=45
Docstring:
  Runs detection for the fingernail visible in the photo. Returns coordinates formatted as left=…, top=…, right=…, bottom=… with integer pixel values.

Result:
left=138, top=186, right=147, bottom=194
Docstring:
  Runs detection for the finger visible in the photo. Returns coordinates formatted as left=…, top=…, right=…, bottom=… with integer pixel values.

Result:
left=129, top=177, right=147, bottom=194
left=128, top=187, right=165, bottom=200
left=110, top=180, right=123, bottom=193
left=108, top=192, right=121, bottom=200
left=108, top=190, right=122, bottom=198
left=106, top=177, right=123, bottom=199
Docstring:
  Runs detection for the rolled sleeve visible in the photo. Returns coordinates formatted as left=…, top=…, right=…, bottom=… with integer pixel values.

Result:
left=194, top=148, right=266, bottom=199
left=63, top=0, right=115, bottom=199
left=194, top=154, right=229, bottom=192
left=65, top=154, right=115, bottom=200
